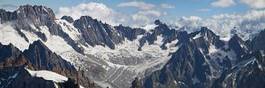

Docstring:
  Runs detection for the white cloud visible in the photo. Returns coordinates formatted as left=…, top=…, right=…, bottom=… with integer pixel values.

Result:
left=131, top=10, right=161, bottom=26
left=117, top=1, right=155, bottom=10
left=196, top=8, right=211, bottom=12
left=240, top=0, right=265, bottom=9
left=211, top=0, right=236, bottom=8
left=57, top=2, right=162, bottom=27
left=0, top=4, right=17, bottom=11
left=175, top=16, right=202, bottom=28
left=57, top=2, right=126, bottom=25
left=57, top=2, right=265, bottom=39
left=175, top=10, right=265, bottom=40
left=160, top=3, right=175, bottom=9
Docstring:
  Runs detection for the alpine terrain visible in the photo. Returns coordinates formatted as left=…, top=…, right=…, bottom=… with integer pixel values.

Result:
left=0, top=4, right=265, bottom=88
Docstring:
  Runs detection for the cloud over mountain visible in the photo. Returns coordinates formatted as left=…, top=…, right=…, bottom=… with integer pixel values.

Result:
left=240, top=0, right=265, bottom=9
left=57, top=1, right=264, bottom=35
left=58, top=2, right=164, bottom=27
left=57, top=2, right=126, bottom=25
left=175, top=10, right=265, bottom=39
left=211, top=0, right=236, bottom=8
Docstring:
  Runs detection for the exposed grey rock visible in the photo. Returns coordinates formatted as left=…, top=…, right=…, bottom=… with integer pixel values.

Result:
left=189, top=28, right=221, bottom=55
left=140, top=31, right=212, bottom=88
left=0, top=41, right=96, bottom=88
left=0, top=5, right=84, bottom=54
left=228, top=34, right=249, bottom=63
left=251, top=29, right=265, bottom=51
left=0, top=66, right=56, bottom=88
left=61, top=16, right=74, bottom=23
left=115, top=25, right=146, bottom=41
left=138, top=20, right=178, bottom=50
left=212, top=51, right=265, bottom=88
left=73, top=16, right=123, bottom=49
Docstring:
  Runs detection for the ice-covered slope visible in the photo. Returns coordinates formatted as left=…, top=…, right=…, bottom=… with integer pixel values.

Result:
left=0, top=11, right=180, bottom=88
left=1, top=5, right=264, bottom=88
left=26, top=68, right=68, bottom=83
left=0, top=23, right=29, bottom=50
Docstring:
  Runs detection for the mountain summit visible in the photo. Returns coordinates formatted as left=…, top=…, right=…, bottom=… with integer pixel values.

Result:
left=0, top=5, right=264, bottom=88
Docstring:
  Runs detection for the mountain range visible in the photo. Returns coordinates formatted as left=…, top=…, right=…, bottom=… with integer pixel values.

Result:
left=0, top=5, right=264, bottom=88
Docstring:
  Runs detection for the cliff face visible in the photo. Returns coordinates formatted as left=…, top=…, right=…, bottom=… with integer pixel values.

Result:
left=1, top=4, right=265, bottom=88
left=0, top=67, right=56, bottom=88
left=0, top=41, right=96, bottom=88
left=73, top=16, right=124, bottom=49
left=132, top=28, right=265, bottom=88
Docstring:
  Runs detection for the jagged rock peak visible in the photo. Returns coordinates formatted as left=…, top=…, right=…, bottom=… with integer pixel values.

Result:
left=77, top=16, right=94, bottom=22
left=229, top=34, right=246, bottom=47
left=193, top=27, right=217, bottom=38
left=251, top=29, right=265, bottom=51
left=229, top=34, right=244, bottom=43
left=200, top=27, right=212, bottom=33
left=26, top=40, right=54, bottom=54
left=16, top=5, right=55, bottom=19
left=0, top=9, right=17, bottom=23
left=154, top=19, right=162, bottom=25
left=0, top=5, right=56, bottom=26
left=61, top=15, right=74, bottom=23
left=0, top=42, right=22, bottom=60
left=177, top=31, right=190, bottom=43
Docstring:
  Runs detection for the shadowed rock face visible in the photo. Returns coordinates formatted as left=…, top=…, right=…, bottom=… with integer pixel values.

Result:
left=61, top=16, right=74, bottom=23
left=1, top=5, right=176, bottom=52
left=115, top=25, right=146, bottom=41
left=140, top=32, right=212, bottom=88
left=228, top=34, right=249, bottom=63
left=0, top=41, right=95, bottom=88
left=0, top=66, right=85, bottom=88
left=191, top=27, right=225, bottom=51
left=23, top=40, right=77, bottom=78
left=251, top=29, right=265, bottom=51
left=131, top=28, right=265, bottom=88
left=138, top=20, right=178, bottom=50
left=0, top=66, right=56, bottom=88
left=1, top=4, right=265, bottom=88
left=0, top=5, right=84, bottom=54
left=212, top=51, right=265, bottom=88
left=0, top=9, right=17, bottom=23
left=73, top=16, right=124, bottom=49
left=0, top=43, right=29, bottom=68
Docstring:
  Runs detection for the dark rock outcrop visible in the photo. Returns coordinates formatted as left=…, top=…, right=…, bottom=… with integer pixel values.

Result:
left=251, top=29, right=265, bottom=51
left=140, top=32, right=212, bottom=88
left=228, top=34, right=249, bottom=62
left=23, top=40, right=77, bottom=78
left=0, top=43, right=29, bottom=69
left=0, top=66, right=56, bottom=88
left=73, top=16, right=123, bottom=49
left=61, top=16, right=74, bottom=23
left=131, top=77, right=142, bottom=88
left=132, top=28, right=265, bottom=88
left=115, top=25, right=146, bottom=41
left=212, top=51, right=265, bottom=88
left=138, top=20, right=178, bottom=50
left=0, top=5, right=84, bottom=54
left=0, top=41, right=95, bottom=88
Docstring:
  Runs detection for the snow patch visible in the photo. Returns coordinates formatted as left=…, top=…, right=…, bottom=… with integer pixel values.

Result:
left=208, top=44, right=218, bottom=54
left=193, top=32, right=202, bottom=39
left=141, top=24, right=157, bottom=31
left=55, top=19, right=81, bottom=41
left=0, top=23, right=29, bottom=50
left=26, top=68, right=68, bottom=83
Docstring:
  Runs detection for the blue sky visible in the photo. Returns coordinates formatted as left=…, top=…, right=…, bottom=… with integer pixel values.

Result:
left=0, top=0, right=264, bottom=26
left=0, top=0, right=250, bottom=17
